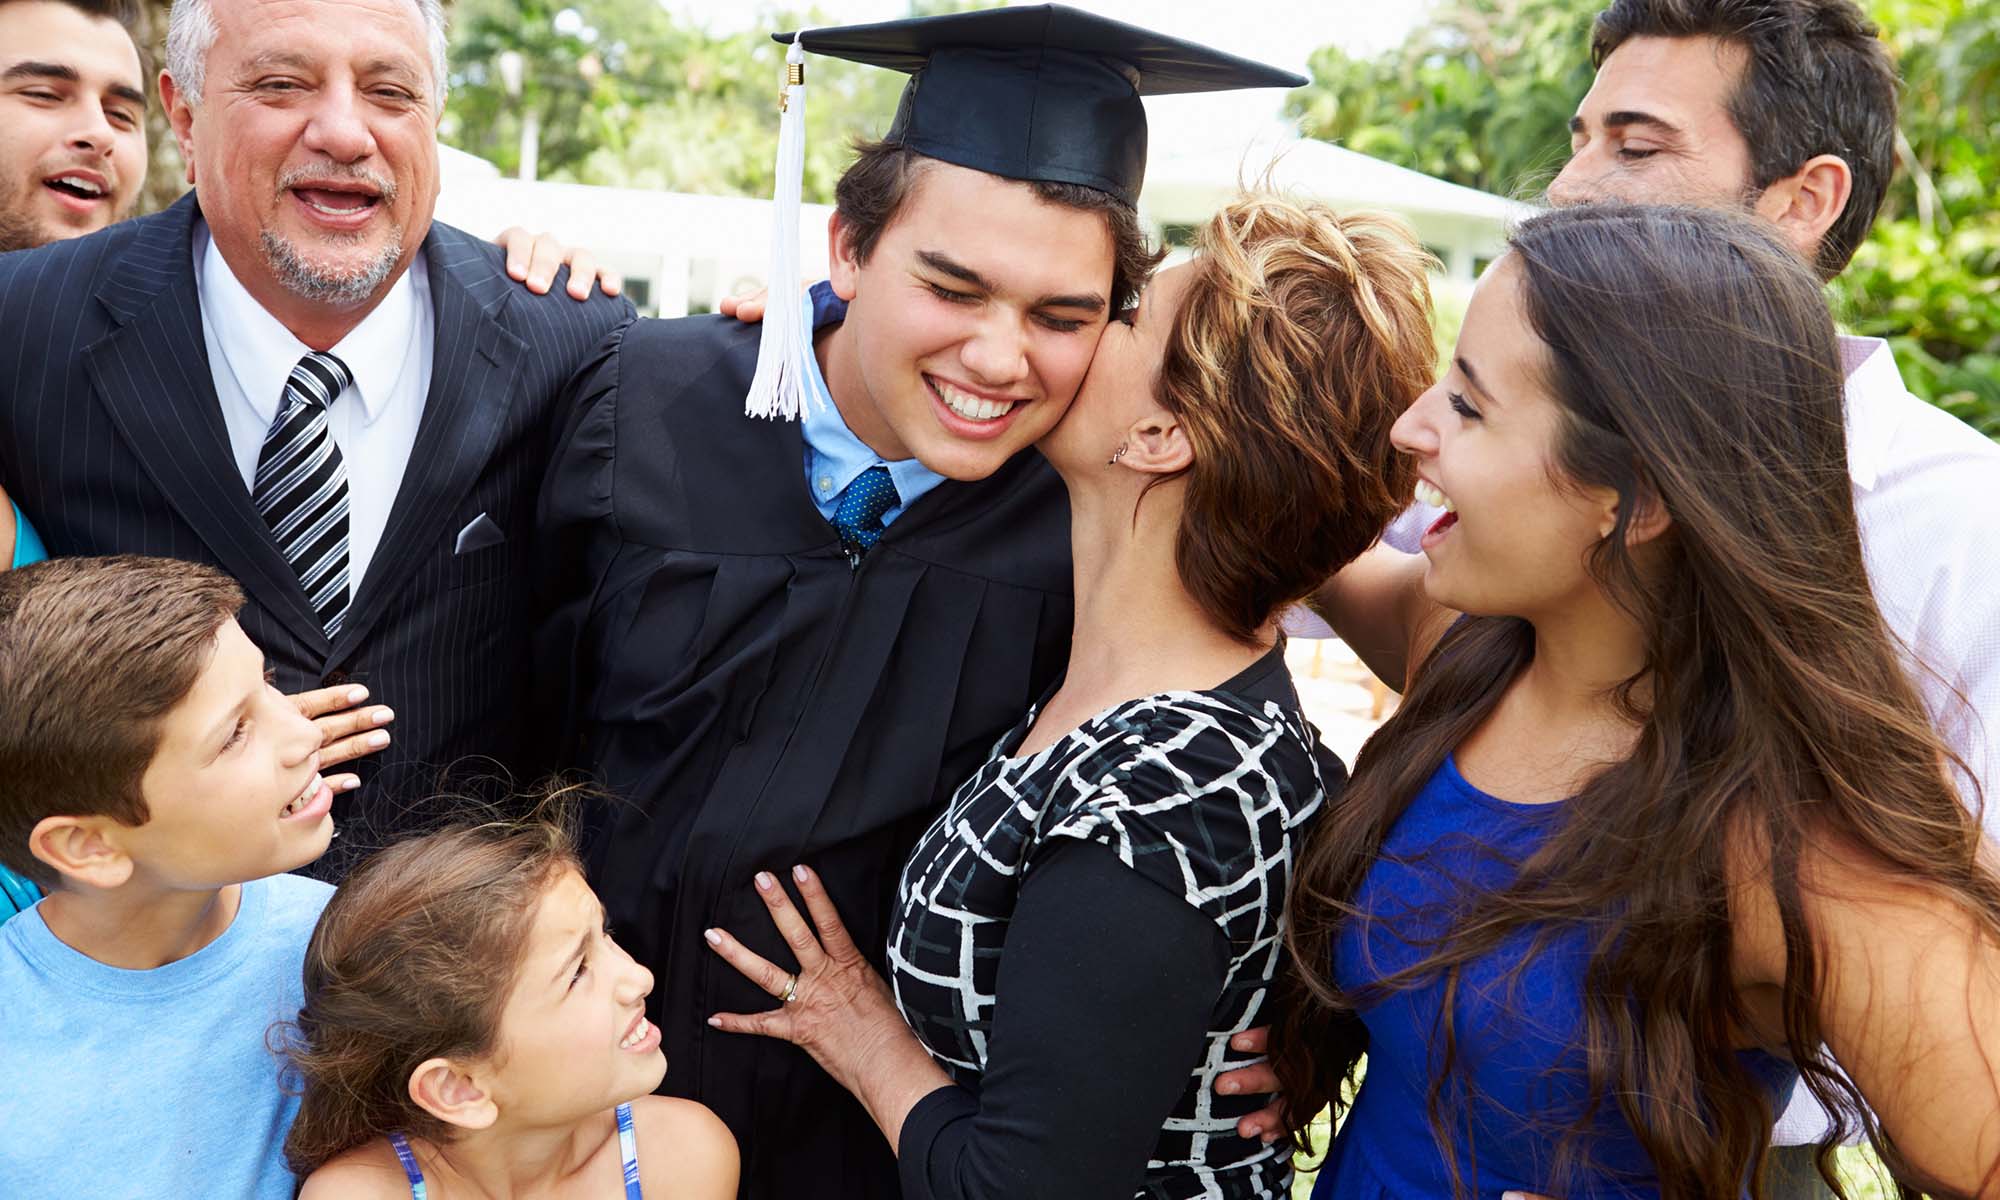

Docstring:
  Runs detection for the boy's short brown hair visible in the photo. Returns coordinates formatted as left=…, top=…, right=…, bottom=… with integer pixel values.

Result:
left=0, top=556, right=244, bottom=888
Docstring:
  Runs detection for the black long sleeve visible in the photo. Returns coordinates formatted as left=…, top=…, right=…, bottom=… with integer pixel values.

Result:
left=897, top=840, right=1233, bottom=1200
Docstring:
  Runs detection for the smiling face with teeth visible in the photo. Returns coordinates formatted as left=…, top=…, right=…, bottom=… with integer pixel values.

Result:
left=450, top=868, right=666, bottom=1128
left=0, top=0, right=147, bottom=252
left=819, top=161, right=1117, bottom=482
left=100, top=617, right=333, bottom=890
left=162, top=0, right=440, bottom=344
left=1390, top=256, right=1626, bottom=618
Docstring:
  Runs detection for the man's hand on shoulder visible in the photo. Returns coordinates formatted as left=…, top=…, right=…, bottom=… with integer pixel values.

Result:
left=718, top=287, right=769, bottom=323
left=493, top=227, right=622, bottom=301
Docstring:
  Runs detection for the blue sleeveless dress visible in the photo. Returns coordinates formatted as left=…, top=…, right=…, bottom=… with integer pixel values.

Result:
left=1315, top=756, right=1797, bottom=1199
left=0, top=503, right=47, bottom=923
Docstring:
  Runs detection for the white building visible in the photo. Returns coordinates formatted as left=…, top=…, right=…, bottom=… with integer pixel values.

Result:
left=435, top=144, right=837, bottom=317
left=434, top=134, right=1532, bottom=317
left=1143, top=130, right=1538, bottom=282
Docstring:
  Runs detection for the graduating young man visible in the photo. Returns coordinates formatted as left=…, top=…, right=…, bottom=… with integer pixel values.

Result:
left=538, top=7, right=1303, bottom=1196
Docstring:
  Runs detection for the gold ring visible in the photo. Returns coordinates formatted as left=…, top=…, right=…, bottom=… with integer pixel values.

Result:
left=782, top=973, right=799, bottom=1004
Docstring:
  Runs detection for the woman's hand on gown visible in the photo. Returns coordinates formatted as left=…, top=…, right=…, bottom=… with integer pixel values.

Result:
left=705, top=864, right=952, bottom=1151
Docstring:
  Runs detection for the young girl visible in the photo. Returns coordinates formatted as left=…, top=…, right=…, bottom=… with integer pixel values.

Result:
left=1282, top=203, right=2000, bottom=1199
left=284, top=807, right=738, bottom=1199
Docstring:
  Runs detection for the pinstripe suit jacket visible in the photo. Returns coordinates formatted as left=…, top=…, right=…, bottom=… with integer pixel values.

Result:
left=0, top=192, right=633, bottom=870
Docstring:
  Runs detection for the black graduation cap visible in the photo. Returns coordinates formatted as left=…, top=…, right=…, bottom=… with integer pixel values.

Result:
left=776, top=4, right=1308, bottom=208
left=744, top=4, right=1304, bottom=421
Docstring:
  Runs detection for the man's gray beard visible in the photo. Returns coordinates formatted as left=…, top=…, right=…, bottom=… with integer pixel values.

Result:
left=260, top=229, right=404, bottom=306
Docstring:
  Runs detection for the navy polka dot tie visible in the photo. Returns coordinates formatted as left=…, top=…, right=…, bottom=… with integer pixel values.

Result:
left=832, top=465, right=899, bottom=556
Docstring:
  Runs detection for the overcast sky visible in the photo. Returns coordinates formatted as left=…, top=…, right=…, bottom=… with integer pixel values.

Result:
left=659, top=0, right=1436, bottom=148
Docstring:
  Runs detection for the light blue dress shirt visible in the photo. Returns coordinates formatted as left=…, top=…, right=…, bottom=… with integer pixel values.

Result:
left=797, top=282, right=946, bottom=528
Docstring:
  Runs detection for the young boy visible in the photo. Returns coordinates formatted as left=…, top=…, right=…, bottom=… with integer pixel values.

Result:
left=0, top=555, right=336, bottom=1198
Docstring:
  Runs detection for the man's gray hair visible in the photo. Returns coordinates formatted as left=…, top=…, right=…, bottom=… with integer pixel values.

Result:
left=165, top=0, right=450, bottom=109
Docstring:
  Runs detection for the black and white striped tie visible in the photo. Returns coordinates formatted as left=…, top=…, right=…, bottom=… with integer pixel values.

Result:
left=255, top=352, right=353, bottom=638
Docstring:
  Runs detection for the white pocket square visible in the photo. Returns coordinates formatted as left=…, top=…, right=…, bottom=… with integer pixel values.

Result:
left=454, top=513, right=505, bottom=554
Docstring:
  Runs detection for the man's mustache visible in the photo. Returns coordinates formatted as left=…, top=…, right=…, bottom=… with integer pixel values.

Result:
left=275, top=162, right=398, bottom=204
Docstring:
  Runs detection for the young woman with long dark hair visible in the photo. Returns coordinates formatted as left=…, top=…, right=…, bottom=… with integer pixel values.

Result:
left=1281, top=203, right=2000, bottom=1200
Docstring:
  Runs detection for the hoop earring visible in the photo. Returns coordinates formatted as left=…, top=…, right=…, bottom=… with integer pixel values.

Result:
left=1107, top=444, right=1128, bottom=466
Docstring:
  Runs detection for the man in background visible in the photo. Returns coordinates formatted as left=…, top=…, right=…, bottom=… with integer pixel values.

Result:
left=0, top=0, right=146, bottom=253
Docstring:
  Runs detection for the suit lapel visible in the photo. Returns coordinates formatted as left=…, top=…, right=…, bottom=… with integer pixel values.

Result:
left=332, top=227, right=525, bottom=663
left=83, top=193, right=331, bottom=655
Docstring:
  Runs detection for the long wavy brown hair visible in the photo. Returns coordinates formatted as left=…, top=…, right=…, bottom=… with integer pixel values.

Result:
left=1275, top=204, right=1998, bottom=1199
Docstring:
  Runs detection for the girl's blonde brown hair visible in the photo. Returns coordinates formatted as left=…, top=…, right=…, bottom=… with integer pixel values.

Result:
left=1156, top=193, right=1437, bottom=641
left=280, top=790, right=587, bottom=1177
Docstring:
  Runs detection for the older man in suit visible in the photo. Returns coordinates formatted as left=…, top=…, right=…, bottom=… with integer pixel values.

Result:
left=0, top=0, right=632, bottom=873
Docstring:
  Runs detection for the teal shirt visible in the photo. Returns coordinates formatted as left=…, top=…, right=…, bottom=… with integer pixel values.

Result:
left=10, top=500, right=42, bottom=569
left=1, top=502, right=45, bottom=920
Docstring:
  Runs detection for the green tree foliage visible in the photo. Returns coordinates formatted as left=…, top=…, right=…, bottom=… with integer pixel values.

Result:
left=1829, top=0, right=2000, bottom=434
left=442, top=1, right=969, bottom=203
left=1286, top=0, right=1604, bottom=201
left=1292, top=0, right=2000, bottom=435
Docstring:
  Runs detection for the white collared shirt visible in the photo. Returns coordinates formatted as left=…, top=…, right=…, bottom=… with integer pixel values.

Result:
left=1836, top=335, right=2000, bottom=824
left=193, top=220, right=433, bottom=601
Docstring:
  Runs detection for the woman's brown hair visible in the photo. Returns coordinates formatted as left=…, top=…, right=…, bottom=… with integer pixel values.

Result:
left=280, top=792, right=587, bottom=1177
left=1156, top=193, right=1437, bottom=641
left=1275, top=204, right=1999, bottom=1198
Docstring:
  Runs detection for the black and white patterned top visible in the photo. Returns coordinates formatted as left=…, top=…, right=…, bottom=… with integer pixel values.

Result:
left=889, top=649, right=1336, bottom=1199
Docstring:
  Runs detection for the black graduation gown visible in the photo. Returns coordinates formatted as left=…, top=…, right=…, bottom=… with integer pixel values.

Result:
left=538, top=313, right=1074, bottom=1200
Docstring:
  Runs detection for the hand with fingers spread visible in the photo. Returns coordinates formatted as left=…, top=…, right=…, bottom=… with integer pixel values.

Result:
left=494, top=227, right=625, bottom=301
left=704, top=865, right=951, bottom=1148
left=288, top=684, right=393, bottom=793
left=1215, top=1026, right=1290, bottom=1144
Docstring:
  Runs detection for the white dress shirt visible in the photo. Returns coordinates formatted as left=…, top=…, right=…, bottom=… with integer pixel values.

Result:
left=1772, top=336, right=2000, bottom=1144
left=1836, top=335, right=2000, bottom=820
left=193, top=220, right=433, bottom=603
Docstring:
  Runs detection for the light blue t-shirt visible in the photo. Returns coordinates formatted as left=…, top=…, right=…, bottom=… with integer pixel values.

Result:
left=0, top=873, right=333, bottom=1198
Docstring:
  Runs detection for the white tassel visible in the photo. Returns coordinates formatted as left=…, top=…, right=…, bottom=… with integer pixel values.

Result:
left=744, top=38, right=816, bottom=421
